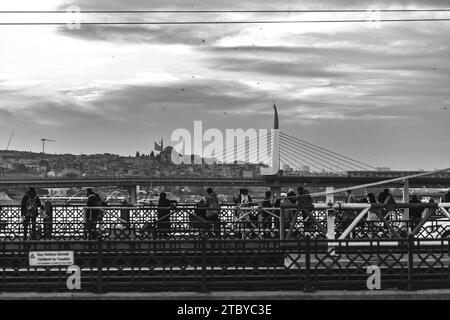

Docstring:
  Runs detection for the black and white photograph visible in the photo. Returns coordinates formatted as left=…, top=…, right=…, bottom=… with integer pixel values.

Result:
left=0, top=0, right=450, bottom=308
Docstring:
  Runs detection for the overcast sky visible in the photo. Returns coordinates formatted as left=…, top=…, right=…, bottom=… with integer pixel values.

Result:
left=0, top=0, right=449, bottom=170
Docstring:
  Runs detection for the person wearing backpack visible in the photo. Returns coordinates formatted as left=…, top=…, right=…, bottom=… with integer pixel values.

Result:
left=20, top=187, right=44, bottom=240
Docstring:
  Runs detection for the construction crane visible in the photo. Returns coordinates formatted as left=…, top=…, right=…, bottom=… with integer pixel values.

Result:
left=6, top=130, right=14, bottom=150
left=41, top=138, right=56, bottom=154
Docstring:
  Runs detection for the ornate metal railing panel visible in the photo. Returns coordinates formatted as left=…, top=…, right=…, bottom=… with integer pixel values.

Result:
left=1, top=238, right=450, bottom=292
left=1, top=203, right=449, bottom=240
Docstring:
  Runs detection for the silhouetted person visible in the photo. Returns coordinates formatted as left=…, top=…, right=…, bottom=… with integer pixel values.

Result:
left=343, top=190, right=357, bottom=232
left=85, top=188, right=102, bottom=240
left=120, top=199, right=130, bottom=230
left=443, top=189, right=450, bottom=203
left=261, top=191, right=273, bottom=231
left=378, top=189, right=396, bottom=218
left=409, top=194, right=423, bottom=230
left=157, top=192, right=176, bottom=237
left=297, top=186, right=313, bottom=229
left=21, top=187, right=43, bottom=240
left=363, top=193, right=379, bottom=237
left=205, top=188, right=220, bottom=236
left=364, top=193, right=379, bottom=219
left=287, top=189, right=297, bottom=204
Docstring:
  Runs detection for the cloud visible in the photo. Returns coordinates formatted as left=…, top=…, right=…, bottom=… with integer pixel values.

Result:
left=59, top=25, right=241, bottom=46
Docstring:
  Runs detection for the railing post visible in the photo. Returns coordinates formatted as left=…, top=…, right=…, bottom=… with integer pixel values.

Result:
left=43, top=201, right=53, bottom=239
left=280, top=208, right=285, bottom=240
left=403, top=179, right=410, bottom=233
left=304, top=235, right=312, bottom=293
left=96, top=237, right=104, bottom=294
left=201, top=236, right=208, bottom=293
left=407, top=234, right=414, bottom=291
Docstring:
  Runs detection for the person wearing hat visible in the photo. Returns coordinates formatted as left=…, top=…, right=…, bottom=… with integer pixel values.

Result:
left=20, top=187, right=44, bottom=240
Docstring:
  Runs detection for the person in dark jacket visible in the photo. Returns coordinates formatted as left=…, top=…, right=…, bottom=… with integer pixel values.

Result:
left=205, top=188, right=220, bottom=236
left=378, top=189, right=396, bottom=219
left=287, top=189, right=297, bottom=204
left=261, top=191, right=273, bottom=231
left=85, top=188, right=102, bottom=240
left=342, top=190, right=358, bottom=232
left=443, top=189, right=450, bottom=203
left=120, top=199, right=130, bottom=230
left=156, top=192, right=177, bottom=237
left=409, top=194, right=423, bottom=230
left=297, top=186, right=313, bottom=229
left=21, top=187, right=44, bottom=240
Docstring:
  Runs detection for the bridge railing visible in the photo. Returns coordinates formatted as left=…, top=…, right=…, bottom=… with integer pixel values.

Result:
left=1, top=203, right=449, bottom=241
left=1, top=237, right=450, bottom=292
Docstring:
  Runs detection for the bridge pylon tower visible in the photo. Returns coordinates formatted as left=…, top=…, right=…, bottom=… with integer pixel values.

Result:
left=261, top=104, right=281, bottom=176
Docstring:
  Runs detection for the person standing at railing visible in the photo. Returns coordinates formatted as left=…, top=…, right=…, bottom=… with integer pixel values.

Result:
left=156, top=192, right=177, bottom=237
left=297, top=186, right=313, bottom=232
left=85, top=188, right=102, bottom=240
left=260, top=191, right=273, bottom=234
left=342, top=190, right=357, bottom=237
left=409, top=194, right=423, bottom=231
left=205, top=188, right=220, bottom=237
left=286, top=189, right=297, bottom=223
left=443, top=189, right=450, bottom=203
left=378, top=189, right=396, bottom=219
left=20, top=187, right=44, bottom=240
left=363, top=193, right=379, bottom=237
left=120, top=199, right=130, bottom=230
left=234, top=188, right=254, bottom=229
left=378, top=188, right=397, bottom=238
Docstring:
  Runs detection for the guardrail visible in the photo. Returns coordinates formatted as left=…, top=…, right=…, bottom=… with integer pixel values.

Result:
left=1, top=203, right=449, bottom=241
left=1, top=237, right=450, bottom=293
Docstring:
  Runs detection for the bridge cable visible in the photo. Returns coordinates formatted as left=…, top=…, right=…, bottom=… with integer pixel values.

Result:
left=280, top=136, right=357, bottom=171
left=280, top=132, right=376, bottom=170
left=280, top=132, right=373, bottom=170
left=280, top=142, right=347, bottom=172
left=210, top=131, right=272, bottom=164
left=183, top=130, right=270, bottom=164
left=279, top=148, right=329, bottom=173
left=279, top=154, right=318, bottom=173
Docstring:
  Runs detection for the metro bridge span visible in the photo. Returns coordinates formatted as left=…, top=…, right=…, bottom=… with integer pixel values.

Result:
left=1, top=171, right=450, bottom=189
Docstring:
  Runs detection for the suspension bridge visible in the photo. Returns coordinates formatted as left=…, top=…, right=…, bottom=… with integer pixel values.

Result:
left=1, top=105, right=449, bottom=201
left=1, top=105, right=450, bottom=295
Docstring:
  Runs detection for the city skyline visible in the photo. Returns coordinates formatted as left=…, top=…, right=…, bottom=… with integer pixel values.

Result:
left=0, top=0, right=449, bottom=171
